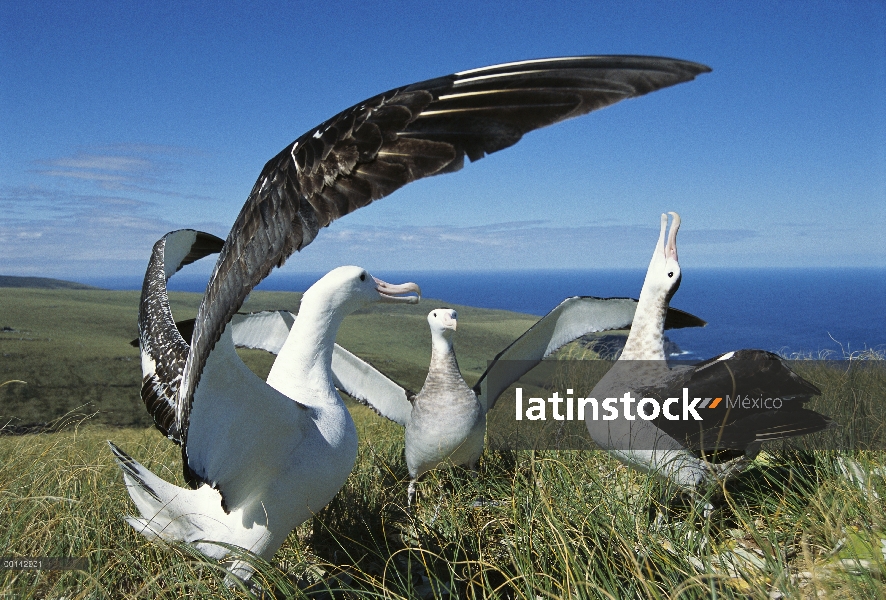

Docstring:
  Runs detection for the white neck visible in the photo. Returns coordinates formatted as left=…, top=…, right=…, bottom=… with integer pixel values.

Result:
left=431, top=329, right=454, bottom=356
left=620, top=275, right=668, bottom=361
left=425, top=330, right=463, bottom=387
left=266, top=294, right=344, bottom=401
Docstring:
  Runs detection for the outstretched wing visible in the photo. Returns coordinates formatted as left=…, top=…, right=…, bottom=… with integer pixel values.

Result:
left=646, top=349, right=833, bottom=455
left=330, top=345, right=415, bottom=427
left=230, top=310, right=295, bottom=355
left=474, top=296, right=707, bottom=412
left=137, top=229, right=224, bottom=442
left=178, top=56, right=712, bottom=453
left=229, top=311, right=414, bottom=427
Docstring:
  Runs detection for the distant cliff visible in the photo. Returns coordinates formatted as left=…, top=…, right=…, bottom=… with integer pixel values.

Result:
left=0, top=275, right=100, bottom=290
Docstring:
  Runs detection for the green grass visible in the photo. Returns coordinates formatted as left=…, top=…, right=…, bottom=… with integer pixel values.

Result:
left=1, top=288, right=885, bottom=598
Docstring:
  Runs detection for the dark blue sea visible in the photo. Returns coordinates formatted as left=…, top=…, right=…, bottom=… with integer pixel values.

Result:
left=87, top=268, right=885, bottom=361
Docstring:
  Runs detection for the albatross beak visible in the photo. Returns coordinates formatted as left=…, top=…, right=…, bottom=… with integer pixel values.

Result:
left=666, top=212, right=680, bottom=262
left=374, top=277, right=421, bottom=304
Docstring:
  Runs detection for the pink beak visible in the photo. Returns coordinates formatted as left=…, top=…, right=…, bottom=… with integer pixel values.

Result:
left=374, top=277, right=421, bottom=304
left=666, top=212, right=680, bottom=262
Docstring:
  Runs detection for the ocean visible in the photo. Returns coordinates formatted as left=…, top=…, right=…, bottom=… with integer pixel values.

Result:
left=86, top=268, right=886, bottom=361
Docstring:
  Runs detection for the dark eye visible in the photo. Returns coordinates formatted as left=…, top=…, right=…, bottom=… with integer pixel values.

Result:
left=360, top=272, right=366, bottom=281
left=432, top=312, right=437, bottom=317
left=668, top=272, right=674, bottom=278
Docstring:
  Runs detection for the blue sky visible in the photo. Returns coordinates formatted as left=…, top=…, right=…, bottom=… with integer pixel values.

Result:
left=1, top=1, right=884, bottom=281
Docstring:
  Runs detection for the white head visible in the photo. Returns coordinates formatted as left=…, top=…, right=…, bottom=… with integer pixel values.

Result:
left=301, top=266, right=421, bottom=318
left=428, top=308, right=458, bottom=337
left=641, top=212, right=681, bottom=304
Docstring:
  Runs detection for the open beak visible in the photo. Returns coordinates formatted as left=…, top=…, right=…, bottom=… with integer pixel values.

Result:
left=374, top=277, right=421, bottom=304
left=666, top=212, right=680, bottom=262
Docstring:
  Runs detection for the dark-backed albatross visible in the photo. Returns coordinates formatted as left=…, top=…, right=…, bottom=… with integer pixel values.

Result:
left=111, top=230, right=419, bottom=581
left=231, top=300, right=707, bottom=506
left=585, top=213, right=835, bottom=491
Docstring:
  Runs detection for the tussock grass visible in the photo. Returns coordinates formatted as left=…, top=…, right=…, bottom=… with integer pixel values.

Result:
left=2, top=289, right=885, bottom=598
left=2, top=412, right=884, bottom=598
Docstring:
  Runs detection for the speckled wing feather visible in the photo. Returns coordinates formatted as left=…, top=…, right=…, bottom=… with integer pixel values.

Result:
left=138, top=230, right=224, bottom=443
left=178, top=56, right=712, bottom=472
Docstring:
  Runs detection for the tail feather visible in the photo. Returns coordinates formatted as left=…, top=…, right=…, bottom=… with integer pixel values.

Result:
left=107, top=441, right=235, bottom=558
left=108, top=441, right=161, bottom=502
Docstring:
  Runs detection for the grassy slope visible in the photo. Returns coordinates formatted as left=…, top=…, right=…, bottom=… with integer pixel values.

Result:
left=1, top=288, right=885, bottom=598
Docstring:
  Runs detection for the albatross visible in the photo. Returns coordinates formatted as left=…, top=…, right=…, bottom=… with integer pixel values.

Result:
left=230, top=299, right=707, bottom=506
left=584, top=213, right=835, bottom=491
left=111, top=230, right=419, bottom=581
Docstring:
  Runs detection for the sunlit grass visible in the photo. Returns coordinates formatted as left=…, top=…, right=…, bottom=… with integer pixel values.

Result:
left=2, top=286, right=885, bottom=598
left=2, top=406, right=884, bottom=598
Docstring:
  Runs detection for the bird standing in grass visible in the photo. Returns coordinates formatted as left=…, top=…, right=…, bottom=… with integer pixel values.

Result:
left=111, top=261, right=419, bottom=583
left=233, top=298, right=707, bottom=506
left=115, top=54, right=712, bottom=582
left=585, top=213, right=835, bottom=492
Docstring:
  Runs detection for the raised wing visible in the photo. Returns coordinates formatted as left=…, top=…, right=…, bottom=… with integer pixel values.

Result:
left=178, top=56, right=712, bottom=453
left=474, top=296, right=707, bottom=412
left=137, top=229, right=224, bottom=442
left=330, top=345, right=414, bottom=427
left=230, top=311, right=414, bottom=427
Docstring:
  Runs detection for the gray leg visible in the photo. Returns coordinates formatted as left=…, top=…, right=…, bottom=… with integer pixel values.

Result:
left=407, top=478, right=417, bottom=509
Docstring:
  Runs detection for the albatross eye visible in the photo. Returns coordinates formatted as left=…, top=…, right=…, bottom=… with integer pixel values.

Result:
left=668, top=272, right=674, bottom=278
left=360, top=272, right=366, bottom=281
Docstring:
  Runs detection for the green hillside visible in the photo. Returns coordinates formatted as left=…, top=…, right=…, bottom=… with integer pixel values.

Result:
left=0, top=287, right=541, bottom=427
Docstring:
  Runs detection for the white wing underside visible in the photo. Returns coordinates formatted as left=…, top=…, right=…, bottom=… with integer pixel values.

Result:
left=476, top=297, right=645, bottom=412
left=231, top=311, right=412, bottom=427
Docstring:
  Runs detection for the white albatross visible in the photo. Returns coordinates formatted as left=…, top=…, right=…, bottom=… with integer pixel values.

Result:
left=585, top=213, right=835, bottom=491
left=110, top=244, right=419, bottom=581
left=230, top=299, right=707, bottom=506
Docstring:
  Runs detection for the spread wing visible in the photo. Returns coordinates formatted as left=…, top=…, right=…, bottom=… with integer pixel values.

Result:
left=229, top=311, right=414, bottom=427
left=230, top=310, right=295, bottom=355
left=177, top=55, right=712, bottom=454
left=137, top=229, right=225, bottom=442
left=644, top=349, right=834, bottom=455
left=330, top=345, right=414, bottom=427
left=474, top=296, right=707, bottom=412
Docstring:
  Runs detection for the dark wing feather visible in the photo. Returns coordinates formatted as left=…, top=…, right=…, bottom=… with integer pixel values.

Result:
left=647, top=349, right=832, bottom=455
left=137, top=230, right=224, bottom=443
left=178, top=56, right=712, bottom=467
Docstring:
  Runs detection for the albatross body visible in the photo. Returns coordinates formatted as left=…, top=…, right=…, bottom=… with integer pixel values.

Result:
left=585, top=213, right=834, bottom=490
left=112, top=244, right=419, bottom=580
left=404, top=310, right=484, bottom=505
left=116, top=55, right=711, bottom=572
